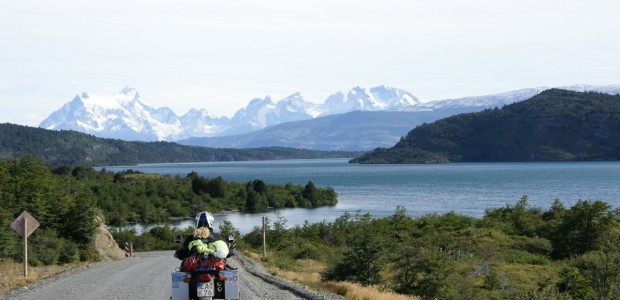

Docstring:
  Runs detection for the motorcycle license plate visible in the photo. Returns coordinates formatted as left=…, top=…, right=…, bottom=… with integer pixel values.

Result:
left=197, top=281, right=214, bottom=297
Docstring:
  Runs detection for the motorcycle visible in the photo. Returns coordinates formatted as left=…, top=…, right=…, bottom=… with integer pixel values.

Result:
left=171, top=237, right=240, bottom=300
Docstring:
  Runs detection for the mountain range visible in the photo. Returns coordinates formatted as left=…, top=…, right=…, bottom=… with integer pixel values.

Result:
left=351, top=89, right=620, bottom=163
left=40, top=84, right=620, bottom=151
left=40, top=85, right=418, bottom=142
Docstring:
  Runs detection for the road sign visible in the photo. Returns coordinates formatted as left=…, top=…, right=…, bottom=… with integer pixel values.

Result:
left=10, top=211, right=40, bottom=238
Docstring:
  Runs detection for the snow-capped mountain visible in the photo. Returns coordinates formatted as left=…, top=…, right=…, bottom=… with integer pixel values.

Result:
left=40, top=85, right=415, bottom=141
left=219, top=93, right=321, bottom=136
left=405, top=85, right=620, bottom=113
left=40, top=87, right=224, bottom=141
left=179, top=84, right=620, bottom=150
left=557, top=84, right=620, bottom=95
left=40, top=84, right=620, bottom=144
left=323, top=85, right=419, bottom=115
left=405, top=88, right=548, bottom=112
left=179, top=108, right=229, bottom=139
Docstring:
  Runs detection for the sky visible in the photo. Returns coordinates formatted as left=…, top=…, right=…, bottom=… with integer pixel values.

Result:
left=1, top=0, right=619, bottom=126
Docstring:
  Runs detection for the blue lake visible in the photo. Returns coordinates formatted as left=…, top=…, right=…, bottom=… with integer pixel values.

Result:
left=102, top=159, right=620, bottom=234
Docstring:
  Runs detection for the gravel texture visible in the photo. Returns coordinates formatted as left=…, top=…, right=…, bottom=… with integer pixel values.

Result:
left=0, top=251, right=346, bottom=300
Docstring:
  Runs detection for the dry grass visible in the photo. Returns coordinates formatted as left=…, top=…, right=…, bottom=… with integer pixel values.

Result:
left=0, top=260, right=77, bottom=295
left=269, top=266, right=418, bottom=300
left=245, top=251, right=420, bottom=300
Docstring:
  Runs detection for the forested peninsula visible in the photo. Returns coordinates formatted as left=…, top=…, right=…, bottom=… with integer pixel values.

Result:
left=0, top=123, right=360, bottom=167
left=351, top=89, right=620, bottom=163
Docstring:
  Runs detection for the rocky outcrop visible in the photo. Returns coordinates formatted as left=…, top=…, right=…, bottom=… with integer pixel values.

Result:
left=93, top=216, right=125, bottom=261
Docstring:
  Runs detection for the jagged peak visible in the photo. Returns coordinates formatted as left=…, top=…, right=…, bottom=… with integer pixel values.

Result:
left=280, top=92, right=305, bottom=102
left=248, top=96, right=273, bottom=107
left=286, top=91, right=302, bottom=98
left=119, top=86, right=137, bottom=95
left=349, top=86, right=367, bottom=94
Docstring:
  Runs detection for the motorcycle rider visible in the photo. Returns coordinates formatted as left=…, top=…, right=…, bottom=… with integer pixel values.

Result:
left=174, top=210, right=230, bottom=260
left=174, top=211, right=230, bottom=300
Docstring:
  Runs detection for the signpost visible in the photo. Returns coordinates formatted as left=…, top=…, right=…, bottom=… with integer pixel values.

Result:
left=10, top=211, right=40, bottom=278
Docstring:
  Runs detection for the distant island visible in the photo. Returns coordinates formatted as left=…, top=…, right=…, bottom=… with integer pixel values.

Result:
left=351, top=89, right=620, bottom=163
left=0, top=123, right=361, bottom=167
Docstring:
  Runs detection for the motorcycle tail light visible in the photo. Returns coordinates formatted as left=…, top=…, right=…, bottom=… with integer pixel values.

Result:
left=198, top=274, right=213, bottom=282
left=218, top=276, right=227, bottom=281
left=214, top=259, right=225, bottom=271
left=182, top=278, right=191, bottom=283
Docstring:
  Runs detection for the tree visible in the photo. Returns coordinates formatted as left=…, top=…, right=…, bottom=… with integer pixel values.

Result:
left=483, top=195, right=544, bottom=237
left=204, top=177, right=226, bottom=198
left=302, top=181, right=317, bottom=206
left=252, top=179, right=266, bottom=194
left=322, top=213, right=383, bottom=286
left=552, top=200, right=618, bottom=258
left=571, top=250, right=620, bottom=299
left=557, top=266, right=594, bottom=299
left=63, top=192, right=99, bottom=245
left=218, top=220, right=240, bottom=241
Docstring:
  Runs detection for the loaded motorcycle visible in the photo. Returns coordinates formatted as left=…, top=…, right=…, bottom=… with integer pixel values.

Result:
left=171, top=236, right=240, bottom=300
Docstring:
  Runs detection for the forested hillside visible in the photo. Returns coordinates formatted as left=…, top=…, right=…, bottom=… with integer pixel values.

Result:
left=0, top=156, right=337, bottom=265
left=0, top=123, right=359, bottom=167
left=351, top=89, right=620, bottom=163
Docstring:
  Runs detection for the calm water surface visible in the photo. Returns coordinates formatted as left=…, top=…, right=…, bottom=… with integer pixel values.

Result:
left=103, top=159, right=620, bottom=233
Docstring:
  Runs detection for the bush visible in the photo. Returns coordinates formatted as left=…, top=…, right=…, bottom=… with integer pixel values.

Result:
left=571, top=250, right=620, bottom=299
left=557, top=266, right=594, bottom=299
left=59, top=240, right=80, bottom=264
left=512, top=236, right=553, bottom=256
left=503, top=250, right=551, bottom=265
left=29, top=229, right=63, bottom=266
left=79, top=245, right=101, bottom=262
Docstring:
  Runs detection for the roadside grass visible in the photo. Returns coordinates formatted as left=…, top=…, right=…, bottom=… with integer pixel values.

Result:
left=244, top=251, right=419, bottom=300
left=0, top=260, right=76, bottom=295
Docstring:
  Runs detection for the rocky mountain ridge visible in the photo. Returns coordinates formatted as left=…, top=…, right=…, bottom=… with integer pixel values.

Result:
left=40, top=85, right=418, bottom=141
left=39, top=84, right=620, bottom=150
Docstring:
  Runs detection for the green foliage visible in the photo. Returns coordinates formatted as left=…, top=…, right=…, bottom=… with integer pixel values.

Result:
left=483, top=195, right=545, bottom=237
left=0, top=155, right=336, bottom=266
left=352, top=89, right=620, bottom=163
left=322, top=213, right=384, bottom=286
left=88, top=169, right=338, bottom=224
left=58, top=240, right=81, bottom=264
left=557, top=266, right=594, bottom=299
left=242, top=198, right=620, bottom=300
left=570, top=250, right=620, bottom=299
left=218, top=220, right=241, bottom=241
left=0, top=123, right=360, bottom=167
left=0, top=156, right=103, bottom=265
left=111, top=226, right=193, bottom=252
left=550, top=200, right=619, bottom=259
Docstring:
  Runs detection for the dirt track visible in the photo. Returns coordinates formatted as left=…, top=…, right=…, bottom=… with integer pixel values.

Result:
left=0, top=251, right=344, bottom=300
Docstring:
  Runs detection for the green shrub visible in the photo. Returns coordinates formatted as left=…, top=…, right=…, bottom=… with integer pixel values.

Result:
left=557, top=266, right=594, bottom=299
left=59, top=240, right=80, bottom=264
left=512, top=236, right=553, bottom=256
left=79, top=245, right=101, bottom=262
left=503, top=250, right=550, bottom=265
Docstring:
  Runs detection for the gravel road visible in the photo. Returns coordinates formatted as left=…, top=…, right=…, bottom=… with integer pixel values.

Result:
left=0, top=251, right=345, bottom=300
